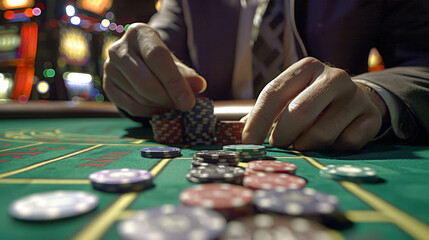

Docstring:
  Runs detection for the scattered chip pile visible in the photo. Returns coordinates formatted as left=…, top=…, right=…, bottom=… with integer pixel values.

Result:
left=150, top=109, right=184, bottom=144
left=7, top=135, right=379, bottom=240
left=216, top=121, right=245, bottom=145
left=184, top=98, right=217, bottom=145
left=89, top=168, right=154, bottom=193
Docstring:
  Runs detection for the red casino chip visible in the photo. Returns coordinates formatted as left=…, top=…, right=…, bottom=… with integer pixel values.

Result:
left=243, top=172, right=306, bottom=190
left=150, top=119, right=184, bottom=144
left=180, top=183, right=254, bottom=219
left=216, top=121, right=244, bottom=145
left=248, top=160, right=297, bottom=174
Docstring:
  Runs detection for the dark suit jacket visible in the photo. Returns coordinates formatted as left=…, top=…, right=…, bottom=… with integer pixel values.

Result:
left=149, top=0, right=429, bottom=141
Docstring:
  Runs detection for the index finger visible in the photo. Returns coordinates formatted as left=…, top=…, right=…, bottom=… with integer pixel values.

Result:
left=135, top=26, right=195, bottom=111
left=242, top=58, right=323, bottom=144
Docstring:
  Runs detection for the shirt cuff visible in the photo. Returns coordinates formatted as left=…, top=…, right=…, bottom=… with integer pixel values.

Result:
left=353, top=79, right=417, bottom=141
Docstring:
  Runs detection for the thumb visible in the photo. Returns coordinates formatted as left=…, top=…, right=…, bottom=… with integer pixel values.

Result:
left=176, top=61, right=207, bottom=94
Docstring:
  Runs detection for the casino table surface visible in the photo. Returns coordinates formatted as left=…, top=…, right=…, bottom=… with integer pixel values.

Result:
left=0, top=101, right=429, bottom=240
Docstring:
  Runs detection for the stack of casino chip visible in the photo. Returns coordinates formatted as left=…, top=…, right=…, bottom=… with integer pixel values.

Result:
left=223, top=144, right=267, bottom=162
left=215, top=121, right=245, bottom=145
left=150, top=109, right=184, bottom=144
left=184, top=98, right=217, bottom=145
left=245, top=160, right=297, bottom=175
left=319, top=164, right=378, bottom=183
left=188, top=150, right=245, bottom=184
left=253, top=188, right=339, bottom=216
left=118, top=204, right=226, bottom=240
left=243, top=160, right=305, bottom=190
left=221, top=214, right=337, bottom=240
left=180, top=183, right=254, bottom=220
left=89, top=168, right=154, bottom=193
left=141, top=147, right=182, bottom=158
left=187, top=165, right=246, bottom=184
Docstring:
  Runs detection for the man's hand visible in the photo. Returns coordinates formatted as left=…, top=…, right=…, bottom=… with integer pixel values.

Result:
left=242, top=57, right=387, bottom=152
left=103, top=23, right=206, bottom=117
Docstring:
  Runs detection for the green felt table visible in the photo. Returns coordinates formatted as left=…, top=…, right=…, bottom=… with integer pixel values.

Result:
left=0, top=117, right=429, bottom=240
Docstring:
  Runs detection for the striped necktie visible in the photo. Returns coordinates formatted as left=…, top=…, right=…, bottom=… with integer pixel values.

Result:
left=252, top=0, right=285, bottom=97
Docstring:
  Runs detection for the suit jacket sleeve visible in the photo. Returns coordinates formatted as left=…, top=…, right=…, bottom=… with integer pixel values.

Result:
left=353, top=0, right=429, bottom=142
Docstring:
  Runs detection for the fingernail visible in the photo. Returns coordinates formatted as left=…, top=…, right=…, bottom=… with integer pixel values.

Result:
left=288, top=100, right=299, bottom=111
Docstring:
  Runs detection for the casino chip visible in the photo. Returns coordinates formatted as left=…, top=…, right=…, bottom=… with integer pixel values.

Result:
left=141, top=147, right=182, bottom=158
left=319, top=165, right=378, bottom=182
left=89, top=168, right=153, bottom=193
left=223, top=145, right=267, bottom=162
left=216, top=121, right=245, bottom=145
left=150, top=109, right=184, bottom=144
left=118, top=205, right=226, bottom=240
left=184, top=98, right=217, bottom=145
left=243, top=172, right=306, bottom=190
left=221, top=214, right=337, bottom=240
left=253, top=188, right=339, bottom=216
left=247, top=160, right=297, bottom=174
left=187, top=165, right=245, bottom=184
left=9, top=190, right=98, bottom=221
left=180, top=183, right=254, bottom=219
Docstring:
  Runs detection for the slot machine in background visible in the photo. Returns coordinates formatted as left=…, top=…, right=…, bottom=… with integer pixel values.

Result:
left=36, top=0, right=116, bottom=102
left=0, top=0, right=40, bottom=102
left=1, top=0, right=158, bottom=103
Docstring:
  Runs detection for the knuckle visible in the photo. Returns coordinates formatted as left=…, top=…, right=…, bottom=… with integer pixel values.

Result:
left=339, top=134, right=364, bottom=152
left=145, top=44, right=169, bottom=61
left=126, top=23, right=149, bottom=36
left=311, top=130, right=336, bottom=146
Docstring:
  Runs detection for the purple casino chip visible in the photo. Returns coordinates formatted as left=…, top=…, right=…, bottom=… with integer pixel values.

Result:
left=253, top=188, right=339, bottom=216
left=89, top=168, right=153, bottom=185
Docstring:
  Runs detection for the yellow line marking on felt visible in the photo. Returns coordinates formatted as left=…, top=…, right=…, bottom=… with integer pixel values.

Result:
left=0, top=144, right=103, bottom=179
left=295, top=150, right=429, bottom=240
left=290, top=150, right=324, bottom=169
left=341, top=181, right=429, bottom=240
left=345, top=210, right=390, bottom=222
left=72, top=192, right=139, bottom=240
left=0, top=142, right=43, bottom=152
left=72, top=158, right=173, bottom=240
left=0, top=178, right=90, bottom=184
left=131, top=139, right=145, bottom=144
left=0, top=138, right=159, bottom=146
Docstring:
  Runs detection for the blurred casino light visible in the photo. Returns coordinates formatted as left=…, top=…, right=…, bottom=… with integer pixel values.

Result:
left=65, top=5, right=75, bottom=16
left=101, top=19, right=110, bottom=28
left=24, top=8, right=33, bottom=17
left=106, top=11, right=114, bottom=20
left=116, top=24, right=124, bottom=33
left=368, top=48, right=384, bottom=72
left=70, top=16, right=81, bottom=25
left=0, top=73, right=13, bottom=99
left=32, top=7, right=41, bottom=16
left=36, top=80, right=49, bottom=94
left=95, top=94, right=104, bottom=102
left=63, top=72, right=92, bottom=84
left=0, top=0, right=34, bottom=10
